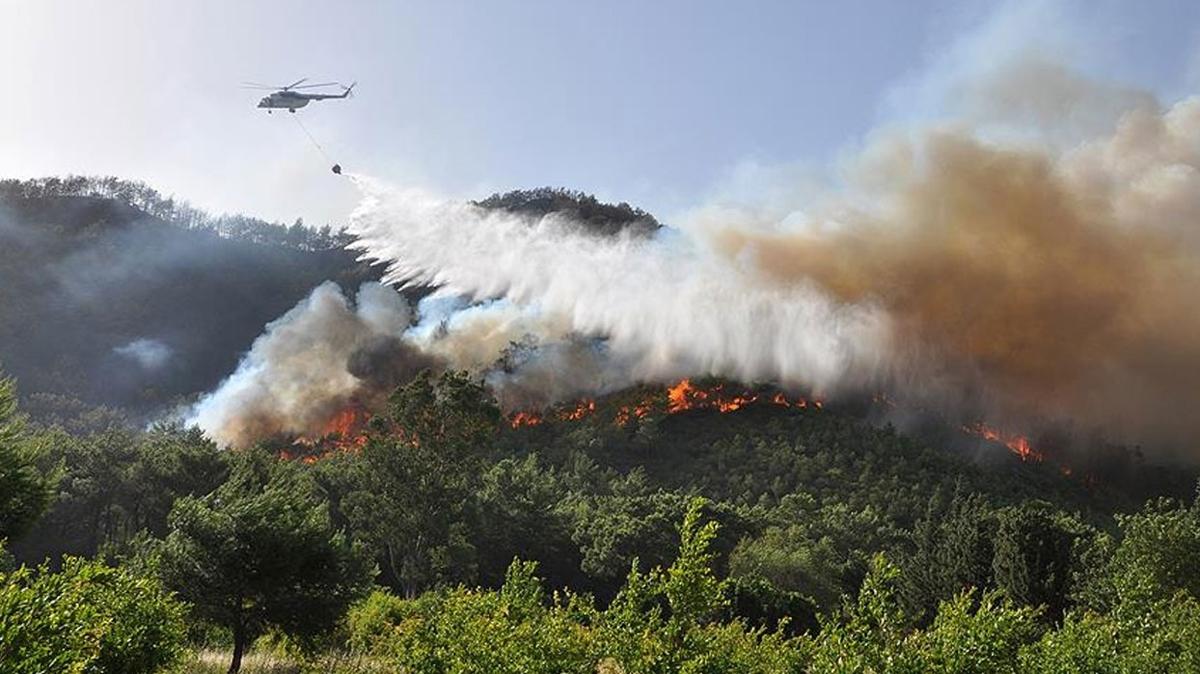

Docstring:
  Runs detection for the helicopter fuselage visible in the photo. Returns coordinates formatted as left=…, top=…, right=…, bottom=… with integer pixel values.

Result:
left=257, top=92, right=313, bottom=111
left=256, top=85, right=352, bottom=112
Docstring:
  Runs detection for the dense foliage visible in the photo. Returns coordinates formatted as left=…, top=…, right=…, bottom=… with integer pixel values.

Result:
left=156, top=452, right=373, bottom=672
left=0, top=374, right=51, bottom=542
left=3, top=363, right=1199, bottom=671
left=0, top=176, right=353, bottom=249
left=340, top=498, right=1200, bottom=674
left=0, top=556, right=186, bottom=673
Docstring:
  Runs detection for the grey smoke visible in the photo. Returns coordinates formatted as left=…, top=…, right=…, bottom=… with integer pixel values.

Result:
left=187, top=282, right=433, bottom=447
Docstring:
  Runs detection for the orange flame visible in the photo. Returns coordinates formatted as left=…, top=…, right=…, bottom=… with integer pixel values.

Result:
left=509, top=411, right=544, bottom=428
left=961, top=421, right=1042, bottom=462
left=503, top=380, right=822, bottom=431
left=509, top=398, right=599, bottom=428
left=288, top=405, right=371, bottom=462
left=321, top=406, right=369, bottom=441
left=668, top=378, right=756, bottom=412
left=667, top=379, right=818, bottom=414
left=615, top=400, right=656, bottom=426
left=560, top=399, right=597, bottom=421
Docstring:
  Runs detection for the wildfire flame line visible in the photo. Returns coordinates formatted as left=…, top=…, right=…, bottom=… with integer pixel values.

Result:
left=508, top=378, right=821, bottom=429
left=961, top=421, right=1042, bottom=462
left=280, top=382, right=1087, bottom=485
left=289, top=379, right=823, bottom=461
left=284, top=382, right=1059, bottom=476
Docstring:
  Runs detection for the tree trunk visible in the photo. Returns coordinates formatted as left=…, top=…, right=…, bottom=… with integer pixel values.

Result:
left=228, top=621, right=246, bottom=674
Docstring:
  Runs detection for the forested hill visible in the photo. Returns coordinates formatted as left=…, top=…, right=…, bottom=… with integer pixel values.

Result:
left=0, top=177, right=378, bottom=418
left=0, top=178, right=671, bottom=423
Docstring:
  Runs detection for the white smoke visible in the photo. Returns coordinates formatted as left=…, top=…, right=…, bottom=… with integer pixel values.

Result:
left=346, top=181, right=891, bottom=396
left=187, top=282, right=420, bottom=447
left=114, top=338, right=172, bottom=370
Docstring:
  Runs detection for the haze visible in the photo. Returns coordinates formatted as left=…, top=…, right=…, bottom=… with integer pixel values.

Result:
left=4, top=0, right=1198, bottom=227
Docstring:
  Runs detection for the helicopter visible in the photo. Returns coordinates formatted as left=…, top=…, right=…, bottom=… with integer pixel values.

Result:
left=243, top=78, right=355, bottom=113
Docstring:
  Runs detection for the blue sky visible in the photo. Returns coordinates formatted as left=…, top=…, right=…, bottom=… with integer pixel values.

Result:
left=2, top=0, right=1198, bottom=225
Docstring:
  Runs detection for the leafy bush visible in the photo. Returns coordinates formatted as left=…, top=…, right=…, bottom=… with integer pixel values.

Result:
left=345, top=589, right=412, bottom=653
left=1019, top=594, right=1200, bottom=673
left=0, top=556, right=186, bottom=673
left=912, top=591, right=1041, bottom=673
left=0, top=374, right=52, bottom=542
left=348, top=499, right=807, bottom=674
left=355, top=562, right=594, bottom=673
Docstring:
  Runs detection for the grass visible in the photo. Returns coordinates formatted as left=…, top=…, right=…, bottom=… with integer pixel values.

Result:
left=175, top=649, right=389, bottom=674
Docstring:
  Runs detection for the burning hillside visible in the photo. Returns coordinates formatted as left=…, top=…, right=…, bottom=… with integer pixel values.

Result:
left=961, top=422, right=1042, bottom=463
left=280, top=376, right=1052, bottom=470
left=279, top=378, right=824, bottom=456
left=333, top=63, right=1200, bottom=460
left=505, top=378, right=820, bottom=430
left=189, top=58, right=1200, bottom=464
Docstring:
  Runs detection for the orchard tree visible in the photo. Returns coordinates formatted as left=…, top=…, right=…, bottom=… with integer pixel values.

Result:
left=158, top=453, right=371, bottom=674
left=1107, top=492, right=1200, bottom=605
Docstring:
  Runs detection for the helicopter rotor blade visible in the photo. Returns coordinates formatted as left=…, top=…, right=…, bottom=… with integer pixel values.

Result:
left=240, top=82, right=279, bottom=89
left=292, top=82, right=339, bottom=89
left=282, top=77, right=308, bottom=90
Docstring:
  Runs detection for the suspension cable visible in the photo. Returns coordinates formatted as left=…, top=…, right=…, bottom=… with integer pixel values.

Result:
left=292, top=114, right=333, bottom=164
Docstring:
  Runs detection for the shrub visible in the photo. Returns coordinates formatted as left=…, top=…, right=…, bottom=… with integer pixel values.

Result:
left=347, top=499, right=809, bottom=674
left=0, top=556, right=186, bottom=673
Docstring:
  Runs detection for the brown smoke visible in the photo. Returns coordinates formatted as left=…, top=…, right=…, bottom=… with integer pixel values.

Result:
left=712, top=102, right=1200, bottom=453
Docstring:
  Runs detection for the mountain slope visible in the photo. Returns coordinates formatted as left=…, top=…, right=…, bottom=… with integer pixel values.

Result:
left=0, top=184, right=377, bottom=417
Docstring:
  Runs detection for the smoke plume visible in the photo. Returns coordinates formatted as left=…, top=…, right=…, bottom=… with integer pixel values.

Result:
left=188, top=282, right=438, bottom=447
left=192, top=55, right=1200, bottom=457
left=338, top=96, right=1199, bottom=457
left=703, top=106, right=1200, bottom=449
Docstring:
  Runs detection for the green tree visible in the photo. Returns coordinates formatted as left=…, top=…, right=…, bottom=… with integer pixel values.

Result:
left=663, top=497, right=728, bottom=625
left=912, top=590, right=1041, bottom=674
left=1107, top=494, right=1200, bottom=606
left=728, top=526, right=843, bottom=613
left=991, top=502, right=1075, bottom=620
left=0, top=373, right=51, bottom=542
left=348, top=498, right=804, bottom=674
left=364, top=560, right=596, bottom=674
left=1019, top=593, right=1200, bottom=673
left=473, top=454, right=580, bottom=589
left=808, top=554, right=910, bottom=673
left=346, top=370, right=499, bottom=597
left=568, top=473, right=691, bottom=583
left=157, top=454, right=371, bottom=674
left=12, top=422, right=226, bottom=563
left=898, top=489, right=996, bottom=622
